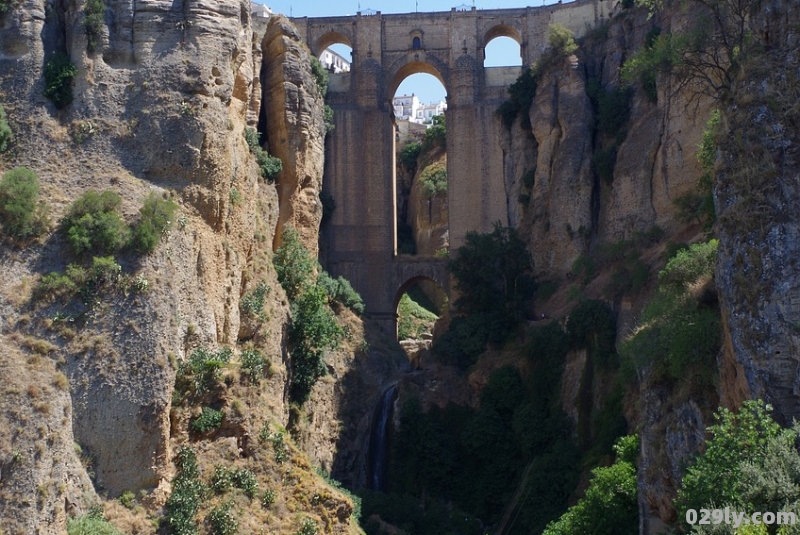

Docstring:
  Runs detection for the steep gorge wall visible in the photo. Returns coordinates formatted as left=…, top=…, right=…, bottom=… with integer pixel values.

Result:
left=0, top=2, right=345, bottom=532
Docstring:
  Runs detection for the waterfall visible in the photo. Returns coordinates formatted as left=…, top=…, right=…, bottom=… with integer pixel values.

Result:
left=367, top=384, right=398, bottom=491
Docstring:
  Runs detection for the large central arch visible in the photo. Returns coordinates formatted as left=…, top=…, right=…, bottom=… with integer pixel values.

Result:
left=290, top=1, right=615, bottom=331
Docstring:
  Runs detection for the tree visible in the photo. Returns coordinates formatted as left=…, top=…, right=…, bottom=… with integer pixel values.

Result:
left=677, top=401, right=783, bottom=522
left=447, top=223, right=534, bottom=325
left=542, top=436, right=639, bottom=535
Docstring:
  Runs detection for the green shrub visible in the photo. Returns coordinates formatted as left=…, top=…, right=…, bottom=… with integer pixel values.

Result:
left=261, top=489, right=277, bottom=508
left=131, top=193, right=177, bottom=254
left=310, top=56, right=329, bottom=96
left=400, top=141, right=422, bottom=174
left=84, top=255, right=121, bottom=292
left=289, top=284, right=343, bottom=404
left=190, top=407, right=223, bottom=434
left=497, top=67, right=538, bottom=129
left=118, top=491, right=135, bottom=509
left=36, top=264, right=88, bottom=301
left=658, top=239, right=718, bottom=290
left=317, top=271, right=365, bottom=314
left=422, top=115, right=446, bottom=151
left=620, top=240, right=719, bottom=381
left=67, top=514, right=122, bottom=535
left=0, top=103, right=12, bottom=152
left=323, top=104, right=334, bottom=133
left=258, top=151, right=282, bottom=182
left=84, top=0, right=105, bottom=53
left=274, top=227, right=344, bottom=404
left=262, top=427, right=289, bottom=464
left=240, top=348, right=268, bottom=385
left=231, top=468, right=258, bottom=499
left=163, top=447, right=206, bottom=535
left=419, top=162, right=447, bottom=198
left=243, top=128, right=283, bottom=182
left=676, top=401, right=784, bottom=526
left=0, top=167, right=49, bottom=241
left=244, top=127, right=261, bottom=152
left=63, top=190, right=129, bottom=256
left=44, top=53, right=78, bottom=109
left=207, top=501, right=237, bottom=535
left=175, top=347, right=233, bottom=400
left=548, top=23, right=578, bottom=58
left=211, top=465, right=234, bottom=494
left=542, top=436, right=639, bottom=535
left=621, top=31, right=680, bottom=104
left=241, top=281, right=270, bottom=320
left=295, top=517, right=318, bottom=535
left=0, top=0, right=16, bottom=13
left=274, top=228, right=316, bottom=301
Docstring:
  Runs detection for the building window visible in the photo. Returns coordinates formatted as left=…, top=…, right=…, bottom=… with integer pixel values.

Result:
left=412, top=36, right=421, bottom=50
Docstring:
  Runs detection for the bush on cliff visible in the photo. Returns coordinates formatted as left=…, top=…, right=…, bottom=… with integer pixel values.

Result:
left=0, top=103, right=12, bottom=152
left=0, top=167, right=49, bottom=242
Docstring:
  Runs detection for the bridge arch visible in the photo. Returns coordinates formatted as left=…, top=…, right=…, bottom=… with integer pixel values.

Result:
left=313, top=31, right=353, bottom=58
left=392, top=274, right=449, bottom=315
left=386, top=54, right=449, bottom=100
left=483, top=23, right=523, bottom=47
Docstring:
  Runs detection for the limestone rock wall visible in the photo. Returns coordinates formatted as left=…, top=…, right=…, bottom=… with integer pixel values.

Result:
left=0, top=0, right=295, bottom=529
left=261, top=15, right=326, bottom=254
left=714, top=0, right=800, bottom=424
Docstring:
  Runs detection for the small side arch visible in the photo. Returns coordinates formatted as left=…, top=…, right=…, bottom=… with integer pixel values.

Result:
left=313, top=31, right=354, bottom=58
left=392, top=275, right=449, bottom=315
left=483, top=23, right=523, bottom=47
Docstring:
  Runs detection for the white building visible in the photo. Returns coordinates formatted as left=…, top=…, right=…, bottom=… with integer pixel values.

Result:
left=415, top=100, right=447, bottom=124
left=320, top=48, right=351, bottom=73
left=251, top=2, right=272, bottom=18
left=393, top=94, right=447, bottom=125
left=393, top=94, right=420, bottom=122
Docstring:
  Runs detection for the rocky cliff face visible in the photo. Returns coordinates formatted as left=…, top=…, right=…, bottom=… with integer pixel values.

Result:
left=261, top=15, right=326, bottom=254
left=714, top=0, right=800, bottom=424
left=0, top=2, right=356, bottom=533
left=509, top=10, right=708, bottom=278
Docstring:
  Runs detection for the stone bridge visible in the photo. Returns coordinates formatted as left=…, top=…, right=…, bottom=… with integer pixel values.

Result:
left=290, top=0, right=615, bottom=332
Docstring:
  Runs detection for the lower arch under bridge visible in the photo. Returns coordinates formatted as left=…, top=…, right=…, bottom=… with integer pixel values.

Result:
left=289, top=1, right=614, bottom=331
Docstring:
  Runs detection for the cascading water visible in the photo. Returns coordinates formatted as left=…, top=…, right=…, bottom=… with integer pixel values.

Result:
left=367, top=384, right=398, bottom=491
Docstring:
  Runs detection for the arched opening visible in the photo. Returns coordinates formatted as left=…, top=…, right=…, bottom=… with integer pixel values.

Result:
left=391, top=67, right=449, bottom=258
left=394, top=277, right=448, bottom=364
left=483, top=35, right=523, bottom=67
left=314, top=32, right=353, bottom=93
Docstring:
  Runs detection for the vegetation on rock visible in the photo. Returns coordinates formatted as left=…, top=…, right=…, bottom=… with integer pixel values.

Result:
left=543, top=436, right=639, bottom=535
left=84, top=0, right=105, bottom=53
left=274, top=227, right=347, bottom=404
left=131, top=193, right=177, bottom=254
left=44, top=53, right=78, bottom=109
left=0, top=167, right=49, bottom=242
left=0, top=102, right=12, bottom=152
